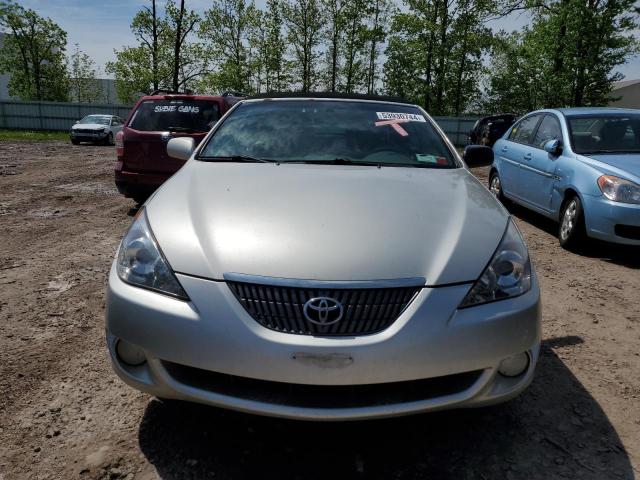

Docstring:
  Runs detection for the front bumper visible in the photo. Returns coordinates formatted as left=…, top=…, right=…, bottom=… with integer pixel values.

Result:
left=70, top=130, right=109, bottom=141
left=114, top=162, right=169, bottom=198
left=583, top=194, right=640, bottom=245
left=105, top=265, right=542, bottom=420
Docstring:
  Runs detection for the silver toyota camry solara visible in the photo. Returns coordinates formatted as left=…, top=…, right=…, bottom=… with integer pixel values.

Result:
left=106, top=95, right=541, bottom=420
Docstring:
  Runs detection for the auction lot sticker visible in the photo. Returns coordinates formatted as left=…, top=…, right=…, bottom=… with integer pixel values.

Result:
left=376, top=112, right=426, bottom=122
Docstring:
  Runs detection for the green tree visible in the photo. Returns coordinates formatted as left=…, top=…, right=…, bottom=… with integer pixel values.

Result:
left=364, top=0, right=393, bottom=94
left=340, top=0, right=369, bottom=93
left=166, top=0, right=203, bottom=91
left=485, top=0, right=639, bottom=112
left=199, top=0, right=257, bottom=93
left=0, top=1, right=69, bottom=101
left=282, top=0, right=323, bottom=91
left=384, top=0, right=495, bottom=115
left=263, top=0, right=290, bottom=91
left=321, top=0, right=346, bottom=92
left=68, top=43, right=103, bottom=103
left=107, top=0, right=204, bottom=103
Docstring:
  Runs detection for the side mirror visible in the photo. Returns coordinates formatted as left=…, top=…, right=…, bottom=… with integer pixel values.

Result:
left=544, top=139, right=563, bottom=156
left=167, top=137, right=195, bottom=161
left=463, top=145, right=494, bottom=166
left=75, top=120, right=80, bottom=124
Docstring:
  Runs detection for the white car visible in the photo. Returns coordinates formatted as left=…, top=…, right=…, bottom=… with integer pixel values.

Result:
left=70, top=114, right=124, bottom=145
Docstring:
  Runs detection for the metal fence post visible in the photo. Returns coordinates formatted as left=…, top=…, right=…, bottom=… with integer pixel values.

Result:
left=38, top=102, right=44, bottom=130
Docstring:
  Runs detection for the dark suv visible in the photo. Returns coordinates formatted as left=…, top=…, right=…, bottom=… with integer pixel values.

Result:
left=468, top=114, right=517, bottom=148
left=115, top=91, right=241, bottom=203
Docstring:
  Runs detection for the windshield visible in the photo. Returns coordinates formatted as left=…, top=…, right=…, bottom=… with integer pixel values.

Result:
left=79, top=115, right=110, bottom=125
left=569, top=114, right=640, bottom=154
left=198, top=100, right=457, bottom=168
left=128, top=99, right=220, bottom=132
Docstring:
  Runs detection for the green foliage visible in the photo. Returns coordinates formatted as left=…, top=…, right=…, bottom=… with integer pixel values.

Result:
left=363, top=0, right=394, bottom=94
left=384, top=0, right=495, bottom=115
left=282, top=0, right=323, bottom=91
left=340, top=0, right=370, bottom=93
left=0, top=1, right=69, bottom=101
left=198, top=0, right=257, bottom=93
left=484, top=0, right=640, bottom=113
left=68, top=44, right=103, bottom=103
left=320, top=0, right=346, bottom=92
left=165, top=0, right=204, bottom=91
left=106, top=0, right=205, bottom=103
left=261, top=0, right=291, bottom=91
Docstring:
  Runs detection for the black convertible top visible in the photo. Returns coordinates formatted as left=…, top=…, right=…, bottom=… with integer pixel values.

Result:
left=247, top=91, right=412, bottom=105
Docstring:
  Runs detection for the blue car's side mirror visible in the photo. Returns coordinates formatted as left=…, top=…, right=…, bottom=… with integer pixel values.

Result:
left=544, top=139, right=563, bottom=156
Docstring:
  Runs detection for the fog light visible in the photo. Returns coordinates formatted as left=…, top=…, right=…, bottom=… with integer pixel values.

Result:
left=498, top=352, right=529, bottom=377
left=116, top=339, right=146, bottom=366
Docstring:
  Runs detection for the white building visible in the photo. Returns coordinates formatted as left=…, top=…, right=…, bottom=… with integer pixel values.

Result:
left=608, top=79, right=640, bottom=109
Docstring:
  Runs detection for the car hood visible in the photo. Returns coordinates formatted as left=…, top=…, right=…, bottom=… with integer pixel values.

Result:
left=72, top=123, right=106, bottom=130
left=583, top=153, right=640, bottom=181
left=146, top=162, right=509, bottom=285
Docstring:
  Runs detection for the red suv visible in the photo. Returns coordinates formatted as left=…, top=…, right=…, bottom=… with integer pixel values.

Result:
left=115, top=91, right=241, bottom=203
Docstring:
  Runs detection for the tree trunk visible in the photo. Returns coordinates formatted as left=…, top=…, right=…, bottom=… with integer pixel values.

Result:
left=434, top=0, right=448, bottom=115
left=423, top=0, right=439, bottom=111
left=152, top=0, right=159, bottom=91
left=345, top=3, right=359, bottom=93
left=367, top=0, right=380, bottom=94
left=172, top=0, right=185, bottom=91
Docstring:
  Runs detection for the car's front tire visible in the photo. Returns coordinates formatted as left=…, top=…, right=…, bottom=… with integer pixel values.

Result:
left=559, top=195, right=587, bottom=249
left=105, top=132, right=114, bottom=146
left=489, top=171, right=507, bottom=203
left=131, top=193, right=149, bottom=205
left=71, top=138, right=80, bottom=145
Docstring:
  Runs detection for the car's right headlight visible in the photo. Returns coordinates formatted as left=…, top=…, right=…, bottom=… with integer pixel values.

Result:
left=459, top=219, right=531, bottom=308
left=116, top=209, right=188, bottom=300
left=597, top=175, right=640, bottom=204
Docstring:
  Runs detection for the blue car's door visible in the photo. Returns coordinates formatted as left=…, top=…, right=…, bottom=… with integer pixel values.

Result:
left=518, top=114, right=563, bottom=212
left=498, top=114, right=543, bottom=198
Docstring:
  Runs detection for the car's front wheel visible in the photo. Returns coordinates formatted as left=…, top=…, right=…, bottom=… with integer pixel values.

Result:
left=71, top=138, right=80, bottom=145
left=559, top=195, right=587, bottom=249
left=489, top=171, right=506, bottom=203
left=105, top=132, right=114, bottom=146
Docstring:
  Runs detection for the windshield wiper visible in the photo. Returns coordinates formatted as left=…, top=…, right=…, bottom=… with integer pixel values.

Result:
left=284, top=158, right=451, bottom=169
left=168, top=126, right=206, bottom=133
left=285, top=158, right=380, bottom=166
left=198, top=155, right=276, bottom=163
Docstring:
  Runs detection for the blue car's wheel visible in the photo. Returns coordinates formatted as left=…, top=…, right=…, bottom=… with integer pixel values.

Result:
left=559, top=195, right=586, bottom=249
left=489, top=171, right=506, bottom=203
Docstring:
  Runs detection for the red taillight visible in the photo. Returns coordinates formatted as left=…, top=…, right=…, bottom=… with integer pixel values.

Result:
left=115, top=131, right=124, bottom=157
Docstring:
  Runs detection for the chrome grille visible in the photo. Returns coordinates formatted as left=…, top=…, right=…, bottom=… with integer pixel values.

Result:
left=227, top=281, right=421, bottom=336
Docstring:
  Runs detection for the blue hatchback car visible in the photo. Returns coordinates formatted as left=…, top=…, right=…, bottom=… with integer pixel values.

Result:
left=489, top=108, right=640, bottom=248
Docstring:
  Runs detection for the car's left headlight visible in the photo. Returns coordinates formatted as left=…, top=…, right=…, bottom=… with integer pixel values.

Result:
left=597, top=175, right=640, bottom=204
left=459, top=219, right=531, bottom=308
left=116, top=209, right=189, bottom=300
left=103, top=127, right=110, bottom=133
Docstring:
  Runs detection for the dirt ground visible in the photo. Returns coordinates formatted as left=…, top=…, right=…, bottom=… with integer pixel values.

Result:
left=0, top=140, right=639, bottom=480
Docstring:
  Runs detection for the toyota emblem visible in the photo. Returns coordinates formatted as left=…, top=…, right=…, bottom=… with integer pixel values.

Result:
left=303, top=297, right=344, bottom=326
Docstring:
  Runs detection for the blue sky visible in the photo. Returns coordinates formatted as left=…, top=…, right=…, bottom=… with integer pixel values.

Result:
left=16, top=0, right=640, bottom=80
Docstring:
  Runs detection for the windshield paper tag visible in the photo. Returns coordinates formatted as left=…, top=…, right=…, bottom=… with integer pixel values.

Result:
left=376, top=112, right=425, bottom=122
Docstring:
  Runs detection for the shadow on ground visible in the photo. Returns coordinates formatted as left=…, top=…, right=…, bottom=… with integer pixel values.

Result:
left=138, top=337, right=633, bottom=479
left=507, top=203, right=640, bottom=269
